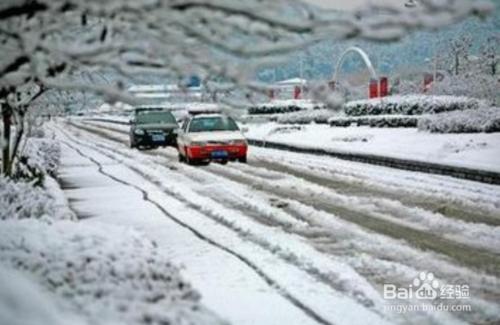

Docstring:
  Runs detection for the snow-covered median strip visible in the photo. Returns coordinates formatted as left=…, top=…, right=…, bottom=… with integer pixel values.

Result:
left=245, top=123, right=500, bottom=173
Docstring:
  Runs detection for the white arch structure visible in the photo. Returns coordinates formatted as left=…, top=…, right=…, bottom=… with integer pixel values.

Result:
left=333, top=46, right=378, bottom=83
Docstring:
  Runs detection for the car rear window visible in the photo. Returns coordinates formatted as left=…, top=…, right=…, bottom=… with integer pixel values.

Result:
left=136, top=111, right=177, bottom=124
left=188, top=116, right=239, bottom=133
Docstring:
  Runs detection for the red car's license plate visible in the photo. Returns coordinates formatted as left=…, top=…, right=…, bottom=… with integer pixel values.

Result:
left=211, top=150, right=228, bottom=158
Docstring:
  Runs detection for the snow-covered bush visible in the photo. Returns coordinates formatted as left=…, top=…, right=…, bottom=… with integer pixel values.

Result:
left=0, top=265, right=86, bottom=325
left=329, top=115, right=420, bottom=128
left=418, top=106, right=500, bottom=133
left=14, top=138, right=61, bottom=185
left=0, top=177, right=74, bottom=221
left=345, top=95, right=484, bottom=117
left=248, top=100, right=325, bottom=115
left=274, top=109, right=338, bottom=124
left=22, top=138, right=61, bottom=176
left=0, top=220, right=225, bottom=325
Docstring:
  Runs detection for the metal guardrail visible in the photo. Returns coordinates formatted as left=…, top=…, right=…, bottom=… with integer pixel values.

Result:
left=247, top=139, right=500, bottom=185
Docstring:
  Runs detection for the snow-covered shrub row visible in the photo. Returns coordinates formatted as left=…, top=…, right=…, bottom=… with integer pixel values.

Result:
left=274, top=109, right=338, bottom=124
left=345, top=95, right=484, bottom=117
left=329, top=115, right=420, bottom=128
left=418, top=107, right=500, bottom=133
left=14, top=137, right=61, bottom=186
left=0, top=265, right=87, bottom=325
left=22, top=138, right=61, bottom=177
left=0, top=220, right=224, bottom=325
left=0, top=177, right=74, bottom=221
left=248, top=99, right=325, bottom=115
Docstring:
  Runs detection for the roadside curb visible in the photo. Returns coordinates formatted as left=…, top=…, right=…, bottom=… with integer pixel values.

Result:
left=84, top=118, right=129, bottom=125
left=247, top=139, right=500, bottom=185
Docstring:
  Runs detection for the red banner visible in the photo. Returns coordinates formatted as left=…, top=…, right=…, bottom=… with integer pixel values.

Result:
left=369, top=79, right=378, bottom=98
left=294, top=86, right=301, bottom=99
left=379, top=77, right=388, bottom=97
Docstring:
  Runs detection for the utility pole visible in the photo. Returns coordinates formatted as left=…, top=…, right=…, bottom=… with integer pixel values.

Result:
left=1, top=102, right=12, bottom=176
left=433, top=52, right=438, bottom=82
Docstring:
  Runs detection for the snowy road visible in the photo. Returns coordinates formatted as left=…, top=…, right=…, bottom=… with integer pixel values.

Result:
left=51, top=119, right=500, bottom=325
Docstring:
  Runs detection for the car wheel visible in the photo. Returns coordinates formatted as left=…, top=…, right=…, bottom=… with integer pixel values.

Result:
left=220, top=160, right=228, bottom=165
left=238, top=156, right=247, bottom=163
left=185, top=155, right=195, bottom=165
left=178, top=153, right=185, bottom=162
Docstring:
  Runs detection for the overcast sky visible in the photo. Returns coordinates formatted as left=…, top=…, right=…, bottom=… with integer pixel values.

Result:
left=303, top=0, right=404, bottom=11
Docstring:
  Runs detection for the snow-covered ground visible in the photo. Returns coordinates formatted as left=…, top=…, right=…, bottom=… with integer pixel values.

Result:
left=245, top=123, right=500, bottom=172
left=0, top=134, right=226, bottom=325
left=42, top=118, right=500, bottom=325
left=54, top=123, right=390, bottom=325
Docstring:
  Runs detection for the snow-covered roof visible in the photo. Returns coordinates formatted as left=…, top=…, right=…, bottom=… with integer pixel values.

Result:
left=191, top=113, right=224, bottom=119
left=257, top=99, right=323, bottom=109
left=128, top=84, right=202, bottom=93
left=275, top=78, right=307, bottom=86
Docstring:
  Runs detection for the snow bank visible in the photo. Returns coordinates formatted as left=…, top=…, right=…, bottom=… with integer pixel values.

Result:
left=345, top=95, right=484, bottom=116
left=0, top=220, right=224, bottom=325
left=245, top=123, right=500, bottom=172
left=21, top=138, right=61, bottom=177
left=0, top=177, right=74, bottom=221
left=418, top=106, right=500, bottom=133
left=249, top=99, right=325, bottom=115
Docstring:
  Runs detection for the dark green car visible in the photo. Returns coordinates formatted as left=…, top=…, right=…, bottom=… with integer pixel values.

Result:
left=129, top=108, right=179, bottom=149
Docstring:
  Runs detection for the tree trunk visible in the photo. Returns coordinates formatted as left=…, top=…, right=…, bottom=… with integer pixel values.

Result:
left=1, top=104, right=12, bottom=176
left=11, top=109, right=25, bottom=168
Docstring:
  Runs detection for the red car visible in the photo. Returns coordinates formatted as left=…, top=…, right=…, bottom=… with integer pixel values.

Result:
left=177, top=114, right=248, bottom=165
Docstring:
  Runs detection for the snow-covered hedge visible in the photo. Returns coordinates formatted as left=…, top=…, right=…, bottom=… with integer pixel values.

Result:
left=0, top=177, right=74, bottom=221
left=0, top=265, right=87, bottom=325
left=0, top=220, right=224, bottom=325
left=273, top=109, right=338, bottom=124
left=22, top=138, right=61, bottom=177
left=0, top=171, right=222, bottom=324
left=248, top=99, right=325, bottom=115
left=345, top=95, right=484, bottom=117
left=418, top=106, right=500, bottom=133
left=329, top=115, right=420, bottom=128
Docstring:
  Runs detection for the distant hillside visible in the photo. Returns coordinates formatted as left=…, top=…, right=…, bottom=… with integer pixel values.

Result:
left=259, top=8, right=499, bottom=82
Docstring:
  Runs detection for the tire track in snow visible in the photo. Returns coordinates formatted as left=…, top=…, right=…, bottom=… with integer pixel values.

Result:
left=69, top=120, right=500, bottom=275
left=79, top=119, right=500, bottom=272
left=57, top=127, right=339, bottom=325
left=246, top=158, right=500, bottom=227
left=80, top=119, right=500, bottom=226
left=206, top=164, right=500, bottom=275
left=59, top=123, right=389, bottom=310
left=62, top=120, right=500, bottom=323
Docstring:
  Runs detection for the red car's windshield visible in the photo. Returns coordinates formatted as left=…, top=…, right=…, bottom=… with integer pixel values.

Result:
left=188, top=116, right=239, bottom=133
